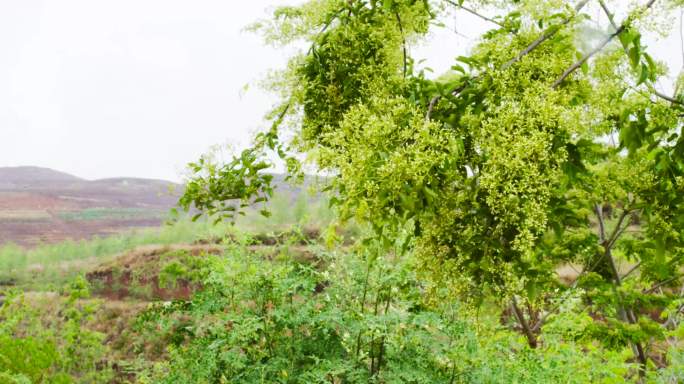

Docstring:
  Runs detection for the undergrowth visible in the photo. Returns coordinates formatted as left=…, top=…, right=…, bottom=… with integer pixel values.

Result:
left=124, top=237, right=683, bottom=383
left=0, top=227, right=681, bottom=383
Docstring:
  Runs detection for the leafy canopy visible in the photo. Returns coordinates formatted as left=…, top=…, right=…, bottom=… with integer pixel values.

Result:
left=181, top=0, right=684, bottom=372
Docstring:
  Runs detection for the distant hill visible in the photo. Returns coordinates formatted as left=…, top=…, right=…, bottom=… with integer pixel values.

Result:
left=0, top=167, right=322, bottom=247
left=0, top=166, right=83, bottom=189
left=0, top=166, right=181, bottom=246
left=0, top=166, right=83, bottom=182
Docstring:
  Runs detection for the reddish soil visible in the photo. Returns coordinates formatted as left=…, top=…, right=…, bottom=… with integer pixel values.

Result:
left=0, top=192, right=80, bottom=210
left=0, top=217, right=166, bottom=246
left=86, top=244, right=222, bottom=301
left=0, top=167, right=181, bottom=247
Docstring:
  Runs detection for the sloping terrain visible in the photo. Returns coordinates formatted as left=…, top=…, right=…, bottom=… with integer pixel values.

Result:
left=0, top=167, right=325, bottom=247
left=86, top=244, right=223, bottom=301
left=0, top=167, right=181, bottom=246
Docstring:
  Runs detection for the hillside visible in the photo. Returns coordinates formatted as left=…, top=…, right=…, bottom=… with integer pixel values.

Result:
left=0, top=167, right=181, bottom=246
left=0, top=167, right=322, bottom=247
left=0, top=166, right=83, bottom=189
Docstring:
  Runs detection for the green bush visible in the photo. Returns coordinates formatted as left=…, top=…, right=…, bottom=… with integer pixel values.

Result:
left=132, top=239, right=650, bottom=383
left=0, top=278, right=112, bottom=383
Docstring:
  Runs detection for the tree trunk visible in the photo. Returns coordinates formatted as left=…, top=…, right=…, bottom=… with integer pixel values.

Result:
left=511, top=297, right=537, bottom=348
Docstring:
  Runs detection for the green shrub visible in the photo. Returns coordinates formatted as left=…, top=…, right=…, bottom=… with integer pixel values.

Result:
left=132, top=240, right=644, bottom=383
left=0, top=278, right=112, bottom=383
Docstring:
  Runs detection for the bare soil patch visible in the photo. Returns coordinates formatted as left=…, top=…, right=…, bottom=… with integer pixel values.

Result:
left=86, top=244, right=222, bottom=301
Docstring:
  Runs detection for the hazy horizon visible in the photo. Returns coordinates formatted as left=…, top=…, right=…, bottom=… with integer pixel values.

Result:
left=1, top=1, right=681, bottom=182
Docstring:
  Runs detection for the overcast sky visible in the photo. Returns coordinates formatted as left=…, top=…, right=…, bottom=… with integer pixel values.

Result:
left=0, top=1, right=680, bottom=182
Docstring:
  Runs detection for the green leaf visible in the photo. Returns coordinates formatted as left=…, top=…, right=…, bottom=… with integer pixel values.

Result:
left=637, top=64, right=649, bottom=85
left=580, top=60, right=589, bottom=75
left=628, top=46, right=641, bottom=69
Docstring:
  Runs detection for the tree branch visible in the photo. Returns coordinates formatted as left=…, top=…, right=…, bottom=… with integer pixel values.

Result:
left=503, top=0, right=590, bottom=70
left=395, top=12, right=408, bottom=78
left=595, top=204, right=607, bottom=243
left=553, top=0, right=659, bottom=89
left=426, top=0, right=590, bottom=120
left=644, top=274, right=683, bottom=294
left=598, top=0, right=684, bottom=107
left=593, top=203, right=648, bottom=372
left=620, top=260, right=642, bottom=281
left=533, top=207, right=632, bottom=334
left=445, top=0, right=507, bottom=30
left=511, top=297, right=537, bottom=348
left=653, top=90, right=684, bottom=106
left=552, top=27, right=625, bottom=88
left=606, top=209, right=633, bottom=250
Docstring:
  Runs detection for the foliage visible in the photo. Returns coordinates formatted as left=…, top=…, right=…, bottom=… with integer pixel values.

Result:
left=0, top=189, right=335, bottom=291
left=179, top=0, right=684, bottom=376
left=4, top=0, right=684, bottom=381
left=0, top=278, right=112, bottom=383
left=133, top=237, right=645, bottom=383
left=178, top=149, right=275, bottom=224
left=0, top=229, right=682, bottom=382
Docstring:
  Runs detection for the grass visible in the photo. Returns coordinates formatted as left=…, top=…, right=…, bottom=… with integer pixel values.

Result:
left=0, top=219, right=235, bottom=290
left=1, top=194, right=682, bottom=383
left=0, top=191, right=337, bottom=291
left=241, top=190, right=336, bottom=232
left=57, top=208, right=165, bottom=222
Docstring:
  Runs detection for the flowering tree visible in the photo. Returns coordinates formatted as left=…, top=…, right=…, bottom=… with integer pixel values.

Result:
left=181, top=0, right=684, bottom=374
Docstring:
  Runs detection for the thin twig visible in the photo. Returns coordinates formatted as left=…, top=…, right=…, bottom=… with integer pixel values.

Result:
left=425, top=0, right=590, bottom=120
left=552, top=26, right=625, bottom=88
left=599, top=0, right=684, bottom=106
left=663, top=285, right=684, bottom=330
left=395, top=12, right=408, bottom=78
left=531, top=208, right=612, bottom=333
left=267, top=9, right=343, bottom=147
left=596, top=204, right=607, bottom=243
left=599, top=207, right=649, bottom=373
left=653, top=91, right=684, bottom=106
left=644, top=274, right=683, bottom=294
left=620, top=260, right=642, bottom=281
left=503, top=0, right=590, bottom=70
left=553, top=0, right=659, bottom=88
left=445, top=0, right=507, bottom=29
left=307, top=10, right=342, bottom=55
left=606, top=209, right=632, bottom=250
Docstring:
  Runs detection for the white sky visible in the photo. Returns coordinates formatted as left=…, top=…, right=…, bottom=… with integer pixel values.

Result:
left=0, top=1, right=681, bottom=182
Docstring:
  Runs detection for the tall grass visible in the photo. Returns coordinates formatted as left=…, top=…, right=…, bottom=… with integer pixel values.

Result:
left=0, top=219, right=236, bottom=289
left=0, top=191, right=336, bottom=290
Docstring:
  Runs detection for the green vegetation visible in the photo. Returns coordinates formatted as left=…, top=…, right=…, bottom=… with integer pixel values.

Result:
left=57, top=208, right=164, bottom=222
left=178, top=0, right=684, bottom=381
left=1, top=233, right=683, bottom=383
left=132, top=239, right=675, bottom=383
left=3, top=0, right=684, bottom=382
left=0, top=278, right=113, bottom=383
left=0, top=193, right=334, bottom=291
left=0, top=219, right=230, bottom=290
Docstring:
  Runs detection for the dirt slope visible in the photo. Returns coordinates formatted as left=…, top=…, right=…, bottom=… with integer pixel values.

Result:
left=0, top=167, right=181, bottom=246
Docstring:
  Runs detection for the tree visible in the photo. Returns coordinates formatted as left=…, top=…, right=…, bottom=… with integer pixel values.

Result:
left=181, top=0, right=684, bottom=375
